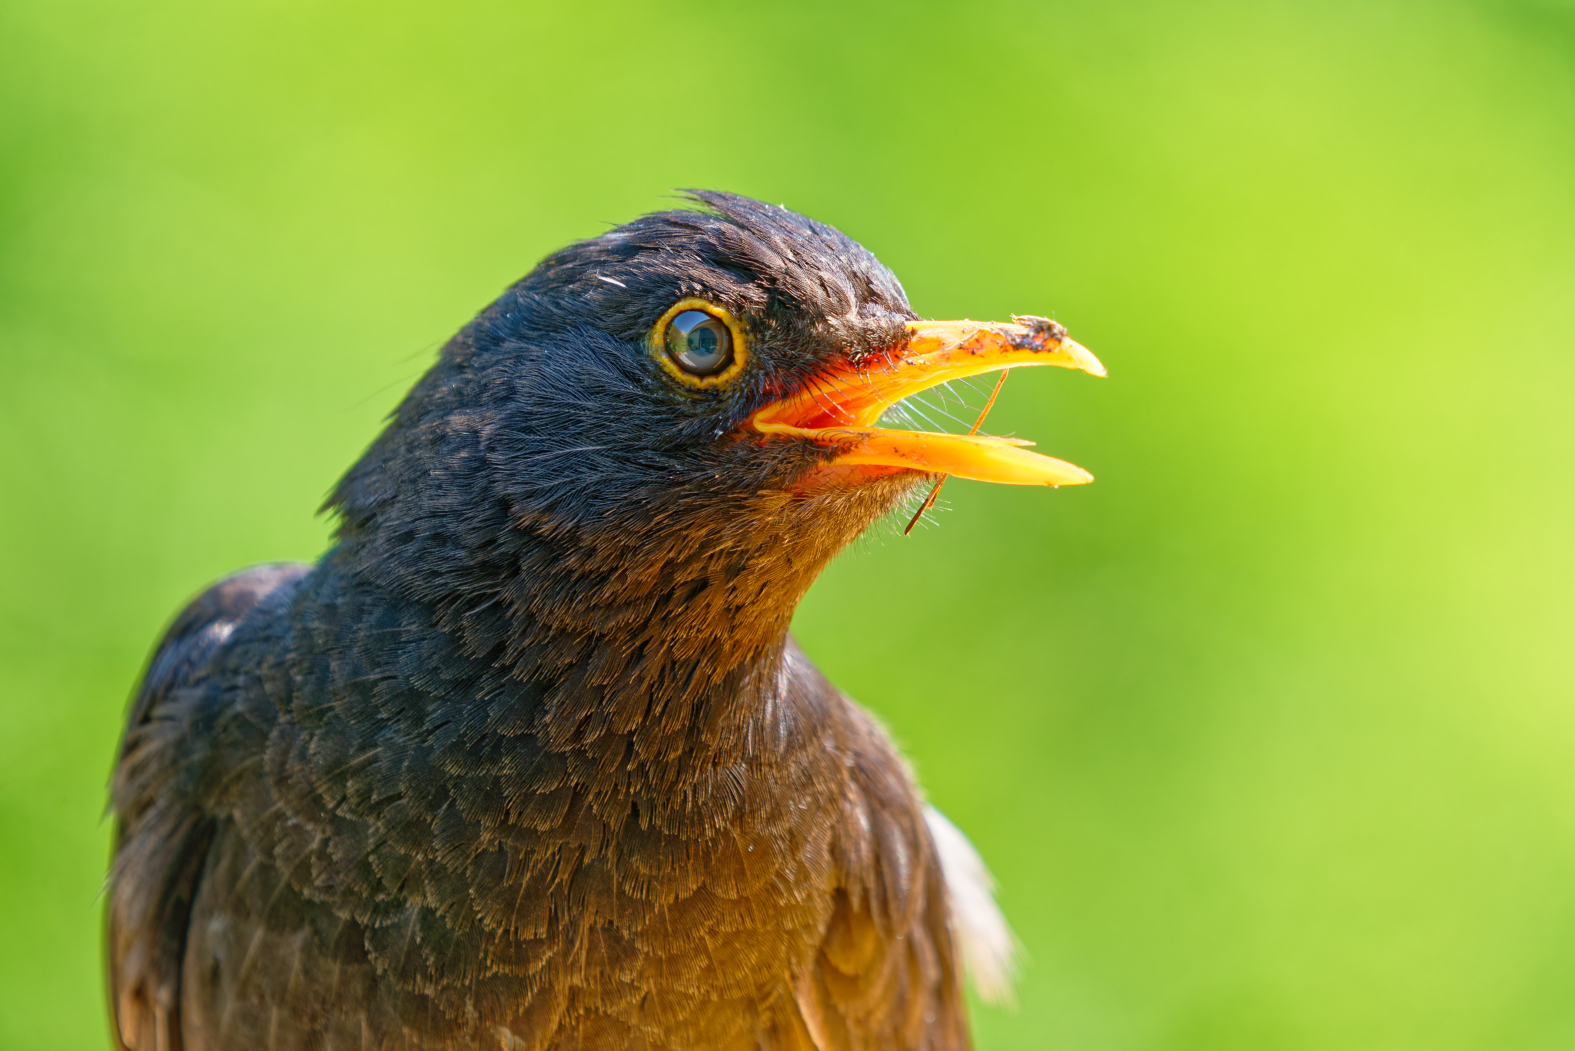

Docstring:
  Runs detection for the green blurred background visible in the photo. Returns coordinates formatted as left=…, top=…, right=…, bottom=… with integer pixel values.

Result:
left=3, top=0, right=1573, bottom=1047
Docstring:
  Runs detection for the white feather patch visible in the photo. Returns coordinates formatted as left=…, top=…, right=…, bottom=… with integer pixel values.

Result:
left=924, top=805, right=1018, bottom=1006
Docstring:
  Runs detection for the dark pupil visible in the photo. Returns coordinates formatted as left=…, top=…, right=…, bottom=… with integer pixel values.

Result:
left=667, top=310, right=732, bottom=375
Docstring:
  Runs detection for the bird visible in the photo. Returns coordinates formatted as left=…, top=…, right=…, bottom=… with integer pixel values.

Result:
left=106, top=191, right=1105, bottom=1051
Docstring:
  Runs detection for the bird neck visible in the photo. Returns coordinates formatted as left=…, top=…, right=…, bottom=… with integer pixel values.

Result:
left=322, top=483, right=894, bottom=769
left=492, top=497, right=823, bottom=760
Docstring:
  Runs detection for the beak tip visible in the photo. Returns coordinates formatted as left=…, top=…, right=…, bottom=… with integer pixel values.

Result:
left=1038, top=459, right=1094, bottom=487
left=1061, top=339, right=1107, bottom=378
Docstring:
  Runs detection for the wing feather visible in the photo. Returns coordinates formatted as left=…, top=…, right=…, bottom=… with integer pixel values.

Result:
left=107, top=564, right=311, bottom=1051
left=923, top=807, right=1017, bottom=1006
left=790, top=696, right=974, bottom=1051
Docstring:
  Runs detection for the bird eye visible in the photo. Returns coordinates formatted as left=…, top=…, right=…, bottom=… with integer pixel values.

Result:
left=649, top=298, right=748, bottom=389
left=665, top=310, right=733, bottom=375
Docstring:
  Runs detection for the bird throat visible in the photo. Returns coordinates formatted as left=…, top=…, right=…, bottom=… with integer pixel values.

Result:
left=328, top=471, right=916, bottom=776
left=496, top=478, right=912, bottom=760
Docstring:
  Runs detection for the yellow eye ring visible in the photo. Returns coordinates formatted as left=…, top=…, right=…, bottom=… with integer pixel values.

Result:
left=649, top=298, right=749, bottom=389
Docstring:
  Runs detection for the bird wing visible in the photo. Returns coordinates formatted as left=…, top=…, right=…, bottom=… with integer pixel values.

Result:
left=107, top=563, right=311, bottom=1051
left=788, top=698, right=974, bottom=1051
left=922, top=806, right=1017, bottom=1006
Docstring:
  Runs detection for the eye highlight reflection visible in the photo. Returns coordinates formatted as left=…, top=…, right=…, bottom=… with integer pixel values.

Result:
left=649, top=298, right=749, bottom=389
left=665, top=310, right=733, bottom=375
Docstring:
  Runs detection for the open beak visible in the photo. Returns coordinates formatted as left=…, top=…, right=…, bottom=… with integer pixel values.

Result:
left=750, top=315, right=1105, bottom=486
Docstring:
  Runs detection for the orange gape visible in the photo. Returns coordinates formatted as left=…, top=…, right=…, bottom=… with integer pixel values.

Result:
left=751, top=315, right=1103, bottom=489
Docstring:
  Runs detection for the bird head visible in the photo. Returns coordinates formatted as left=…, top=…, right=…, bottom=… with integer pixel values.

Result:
left=326, top=192, right=1103, bottom=709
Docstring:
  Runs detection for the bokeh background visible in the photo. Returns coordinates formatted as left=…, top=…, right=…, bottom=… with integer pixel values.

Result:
left=3, top=0, right=1573, bottom=1047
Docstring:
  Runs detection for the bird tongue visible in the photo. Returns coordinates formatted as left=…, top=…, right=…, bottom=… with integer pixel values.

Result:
left=750, top=316, right=1105, bottom=487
